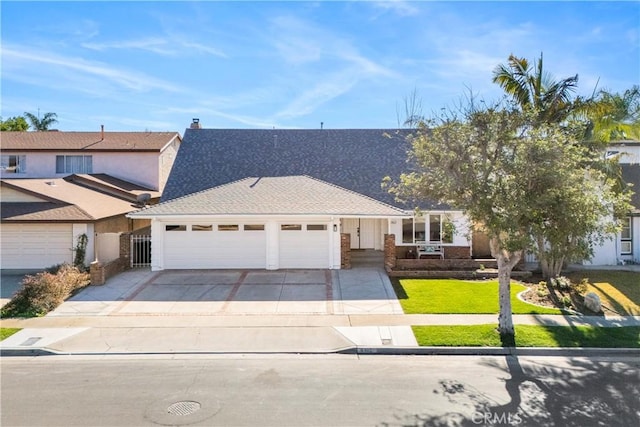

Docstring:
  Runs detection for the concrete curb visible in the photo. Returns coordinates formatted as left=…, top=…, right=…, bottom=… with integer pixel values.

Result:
left=3, top=345, right=639, bottom=358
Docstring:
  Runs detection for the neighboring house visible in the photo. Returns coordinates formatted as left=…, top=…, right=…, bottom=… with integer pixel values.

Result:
left=130, top=123, right=472, bottom=271
left=0, top=130, right=181, bottom=192
left=0, top=176, right=156, bottom=270
left=587, top=142, right=640, bottom=265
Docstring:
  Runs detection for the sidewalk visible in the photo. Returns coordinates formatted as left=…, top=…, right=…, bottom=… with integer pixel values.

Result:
left=1, top=268, right=639, bottom=356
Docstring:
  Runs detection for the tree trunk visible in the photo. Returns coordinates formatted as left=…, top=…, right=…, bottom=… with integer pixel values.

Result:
left=490, top=238, right=522, bottom=347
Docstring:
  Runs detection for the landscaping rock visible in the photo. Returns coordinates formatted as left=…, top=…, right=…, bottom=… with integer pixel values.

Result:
left=584, top=292, right=602, bottom=313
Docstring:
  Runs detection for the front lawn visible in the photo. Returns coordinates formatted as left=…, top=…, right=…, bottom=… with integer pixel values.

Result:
left=412, top=325, right=640, bottom=347
left=393, top=279, right=562, bottom=314
left=0, top=328, right=21, bottom=341
left=565, top=270, right=640, bottom=315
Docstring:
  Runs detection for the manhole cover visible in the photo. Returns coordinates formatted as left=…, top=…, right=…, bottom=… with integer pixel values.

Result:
left=167, top=401, right=201, bottom=416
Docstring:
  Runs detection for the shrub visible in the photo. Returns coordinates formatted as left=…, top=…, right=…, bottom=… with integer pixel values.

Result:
left=0, top=264, right=90, bottom=318
left=536, top=282, right=549, bottom=297
left=573, top=278, right=589, bottom=295
left=560, top=295, right=572, bottom=309
left=550, top=276, right=572, bottom=290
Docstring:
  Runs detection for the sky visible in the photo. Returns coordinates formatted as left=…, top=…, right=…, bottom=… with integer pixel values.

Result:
left=1, top=1, right=639, bottom=133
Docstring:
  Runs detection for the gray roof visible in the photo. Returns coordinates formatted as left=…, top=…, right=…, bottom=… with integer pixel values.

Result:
left=130, top=175, right=408, bottom=217
left=162, top=128, right=443, bottom=209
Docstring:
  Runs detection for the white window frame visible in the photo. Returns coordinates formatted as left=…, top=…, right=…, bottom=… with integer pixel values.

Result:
left=620, top=216, right=632, bottom=255
left=56, top=155, right=93, bottom=174
left=1, top=155, right=26, bottom=173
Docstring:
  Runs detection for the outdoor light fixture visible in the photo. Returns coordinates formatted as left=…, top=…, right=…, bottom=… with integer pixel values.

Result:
left=333, top=224, right=338, bottom=232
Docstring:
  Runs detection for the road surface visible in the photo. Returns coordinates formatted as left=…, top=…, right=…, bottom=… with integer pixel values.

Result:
left=2, top=354, right=638, bottom=426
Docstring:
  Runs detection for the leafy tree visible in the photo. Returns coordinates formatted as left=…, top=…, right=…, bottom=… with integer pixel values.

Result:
left=0, top=116, right=29, bottom=131
left=24, top=111, right=58, bottom=131
left=389, top=102, right=630, bottom=345
left=492, top=53, right=581, bottom=124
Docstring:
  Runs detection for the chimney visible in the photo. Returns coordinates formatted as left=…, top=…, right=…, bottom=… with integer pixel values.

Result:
left=100, top=124, right=104, bottom=141
left=320, top=122, right=324, bottom=130
left=190, top=118, right=201, bottom=129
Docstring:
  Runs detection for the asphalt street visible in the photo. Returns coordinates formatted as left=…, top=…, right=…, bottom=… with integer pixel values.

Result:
left=2, top=354, right=638, bottom=427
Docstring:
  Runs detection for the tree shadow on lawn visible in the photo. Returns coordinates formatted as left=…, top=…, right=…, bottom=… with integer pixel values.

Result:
left=378, top=355, right=640, bottom=427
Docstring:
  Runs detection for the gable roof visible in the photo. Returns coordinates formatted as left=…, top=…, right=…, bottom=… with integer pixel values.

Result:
left=162, top=128, right=440, bottom=209
left=0, top=131, right=180, bottom=152
left=129, top=175, right=408, bottom=217
left=1, top=178, right=139, bottom=222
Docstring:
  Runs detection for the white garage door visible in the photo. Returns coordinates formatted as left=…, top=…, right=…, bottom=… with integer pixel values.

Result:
left=1, top=223, right=73, bottom=269
left=163, top=224, right=266, bottom=269
left=279, top=223, right=330, bottom=269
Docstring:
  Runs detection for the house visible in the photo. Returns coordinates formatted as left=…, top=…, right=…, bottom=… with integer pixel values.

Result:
left=0, top=129, right=181, bottom=192
left=587, top=142, right=640, bottom=265
left=0, top=176, right=155, bottom=269
left=0, top=129, right=180, bottom=270
left=130, top=123, right=472, bottom=271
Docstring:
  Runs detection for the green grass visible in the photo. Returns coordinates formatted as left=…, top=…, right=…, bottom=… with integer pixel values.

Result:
left=0, top=328, right=21, bottom=341
left=412, top=325, right=640, bottom=347
left=565, top=270, right=640, bottom=315
left=393, top=278, right=562, bottom=314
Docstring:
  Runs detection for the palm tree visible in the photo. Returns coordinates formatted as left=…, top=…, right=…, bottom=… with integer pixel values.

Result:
left=24, top=111, right=58, bottom=131
left=586, top=85, right=640, bottom=142
left=492, top=53, right=579, bottom=123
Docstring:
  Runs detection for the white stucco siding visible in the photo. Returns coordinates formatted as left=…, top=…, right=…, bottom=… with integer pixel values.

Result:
left=0, top=152, right=160, bottom=190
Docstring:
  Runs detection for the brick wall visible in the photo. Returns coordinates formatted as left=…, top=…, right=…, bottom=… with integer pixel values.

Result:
left=443, top=246, right=472, bottom=259
left=341, top=233, right=351, bottom=269
left=384, top=234, right=396, bottom=270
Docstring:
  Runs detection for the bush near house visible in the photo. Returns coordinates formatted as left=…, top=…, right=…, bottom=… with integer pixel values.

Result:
left=0, top=264, right=90, bottom=318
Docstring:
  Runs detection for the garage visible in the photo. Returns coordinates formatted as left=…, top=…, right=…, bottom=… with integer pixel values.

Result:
left=0, top=223, right=73, bottom=269
left=129, top=176, right=408, bottom=271
left=279, top=223, right=330, bottom=269
left=163, top=223, right=267, bottom=269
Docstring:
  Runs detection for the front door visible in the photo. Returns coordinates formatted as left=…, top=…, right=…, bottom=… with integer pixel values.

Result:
left=342, top=218, right=376, bottom=249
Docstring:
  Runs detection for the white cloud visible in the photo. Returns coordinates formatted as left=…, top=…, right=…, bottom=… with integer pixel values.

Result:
left=371, top=0, right=420, bottom=16
left=82, top=36, right=227, bottom=58
left=1, top=45, right=182, bottom=94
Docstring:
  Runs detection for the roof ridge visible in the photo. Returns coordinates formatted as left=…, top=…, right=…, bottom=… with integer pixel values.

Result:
left=300, top=175, right=406, bottom=213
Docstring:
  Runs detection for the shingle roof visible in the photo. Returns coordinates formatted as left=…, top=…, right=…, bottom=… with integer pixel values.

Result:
left=66, top=174, right=161, bottom=201
left=0, top=131, right=180, bottom=151
left=1, top=202, right=93, bottom=222
left=162, top=128, right=442, bottom=209
left=1, top=178, right=138, bottom=221
left=622, top=164, right=640, bottom=212
left=130, top=175, right=408, bottom=217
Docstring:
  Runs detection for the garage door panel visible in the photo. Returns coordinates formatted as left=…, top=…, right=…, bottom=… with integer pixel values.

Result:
left=163, top=226, right=266, bottom=269
left=1, top=224, right=73, bottom=269
left=279, top=226, right=330, bottom=269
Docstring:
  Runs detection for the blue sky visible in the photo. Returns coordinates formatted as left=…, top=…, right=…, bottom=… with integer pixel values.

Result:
left=1, top=1, right=639, bottom=132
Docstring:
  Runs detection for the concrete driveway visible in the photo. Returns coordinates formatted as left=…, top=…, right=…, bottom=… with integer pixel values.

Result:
left=49, top=268, right=404, bottom=317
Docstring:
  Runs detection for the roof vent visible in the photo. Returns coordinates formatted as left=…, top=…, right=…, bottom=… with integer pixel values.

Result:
left=46, top=181, right=57, bottom=186
left=190, top=118, right=201, bottom=129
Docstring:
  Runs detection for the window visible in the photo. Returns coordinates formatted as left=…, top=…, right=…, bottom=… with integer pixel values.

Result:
left=244, top=224, right=265, bottom=231
left=166, top=225, right=186, bottom=231
left=442, top=215, right=454, bottom=244
left=307, top=224, right=327, bottom=231
left=192, top=225, right=212, bottom=231
left=218, top=224, right=239, bottom=231
left=621, top=217, right=632, bottom=254
left=402, top=218, right=414, bottom=243
left=1, top=155, right=26, bottom=173
left=281, top=224, right=302, bottom=231
left=56, top=155, right=92, bottom=173
left=429, top=214, right=441, bottom=242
